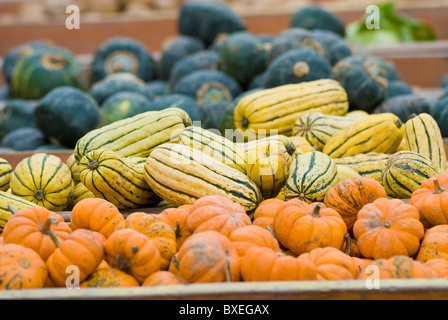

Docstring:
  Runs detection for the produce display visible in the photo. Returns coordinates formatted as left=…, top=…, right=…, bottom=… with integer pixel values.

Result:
left=1, top=0, right=448, bottom=297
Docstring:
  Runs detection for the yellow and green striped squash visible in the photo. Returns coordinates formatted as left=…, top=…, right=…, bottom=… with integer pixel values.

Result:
left=334, top=153, right=390, bottom=184
left=0, top=190, right=38, bottom=232
left=0, top=157, right=12, bottom=192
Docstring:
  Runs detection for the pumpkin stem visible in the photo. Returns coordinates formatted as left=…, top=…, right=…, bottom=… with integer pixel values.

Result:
left=343, top=233, right=351, bottom=256
left=266, top=225, right=277, bottom=240
left=8, top=205, right=17, bottom=215
left=33, top=190, right=45, bottom=201
left=409, top=113, right=417, bottom=120
left=394, top=118, right=403, bottom=128
left=41, top=216, right=62, bottom=248
left=240, top=117, right=249, bottom=130
left=310, top=203, right=323, bottom=218
left=224, top=258, right=232, bottom=283
left=433, top=178, right=446, bottom=194
left=174, top=220, right=182, bottom=239
left=88, top=159, right=99, bottom=170
left=285, top=143, right=297, bottom=156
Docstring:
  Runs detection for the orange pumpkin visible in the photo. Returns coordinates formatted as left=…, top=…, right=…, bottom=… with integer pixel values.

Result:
left=410, top=174, right=448, bottom=227
left=273, top=199, right=347, bottom=256
left=228, top=225, right=281, bottom=260
left=46, top=228, right=105, bottom=287
left=425, top=259, right=448, bottom=278
left=296, top=247, right=360, bottom=280
left=158, top=205, right=192, bottom=248
left=115, top=212, right=177, bottom=270
left=105, top=228, right=162, bottom=284
left=324, top=177, right=387, bottom=231
left=142, top=271, right=186, bottom=286
left=353, top=198, right=424, bottom=260
left=357, top=255, right=435, bottom=280
left=185, top=195, right=251, bottom=237
left=0, top=243, right=48, bottom=290
left=2, top=206, right=72, bottom=261
left=352, top=257, right=373, bottom=274
left=241, top=246, right=316, bottom=281
left=70, top=198, right=125, bottom=239
left=416, top=225, right=448, bottom=262
left=169, top=231, right=240, bottom=283
left=80, top=260, right=140, bottom=288
left=252, top=198, right=284, bottom=230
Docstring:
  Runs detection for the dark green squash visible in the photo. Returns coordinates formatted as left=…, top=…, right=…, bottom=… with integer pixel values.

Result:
left=267, top=28, right=331, bottom=66
left=168, top=50, right=219, bottom=88
left=217, top=32, right=268, bottom=88
left=146, top=93, right=206, bottom=123
left=373, top=94, right=432, bottom=123
left=2, top=40, right=55, bottom=85
left=34, top=86, right=102, bottom=148
left=202, top=101, right=233, bottom=130
left=442, top=73, right=448, bottom=89
left=264, top=48, right=333, bottom=88
left=158, top=35, right=205, bottom=81
left=90, top=37, right=157, bottom=84
left=178, top=1, right=246, bottom=46
left=147, top=80, right=169, bottom=100
left=0, top=87, right=10, bottom=101
left=89, top=73, right=154, bottom=105
left=0, top=99, right=36, bottom=138
left=101, top=91, right=152, bottom=124
left=431, top=96, right=448, bottom=137
left=11, top=49, right=88, bottom=100
left=0, top=127, right=47, bottom=151
left=291, top=5, right=345, bottom=37
left=248, top=72, right=266, bottom=90
left=386, top=80, right=413, bottom=98
left=172, top=69, right=242, bottom=107
left=310, top=30, right=353, bottom=65
left=34, top=144, right=68, bottom=151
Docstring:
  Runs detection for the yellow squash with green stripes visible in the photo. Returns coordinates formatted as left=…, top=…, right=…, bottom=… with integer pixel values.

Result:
left=284, top=151, right=338, bottom=203
left=78, top=148, right=158, bottom=209
left=234, top=79, right=349, bottom=138
left=334, top=153, right=390, bottom=184
left=67, top=182, right=96, bottom=209
left=9, top=153, right=74, bottom=211
left=246, top=141, right=288, bottom=199
left=143, top=143, right=262, bottom=215
left=322, top=113, right=404, bottom=158
left=177, top=126, right=248, bottom=174
left=0, top=190, right=38, bottom=232
left=66, top=153, right=80, bottom=183
left=292, top=112, right=361, bottom=150
left=74, top=107, right=192, bottom=162
left=0, top=157, right=12, bottom=192
left=404, top=113, right=447, bottom=171
left=335, top=165, right=360, bottom=184
left=382, top=151, right=444, bottom=199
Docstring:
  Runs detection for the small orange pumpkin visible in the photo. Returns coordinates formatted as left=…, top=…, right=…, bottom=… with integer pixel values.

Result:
left=185, top=195, right=251, bottom=237
left=241, top=246, right=316, bottom=281
left=357, top=255, right=435, bottom=280
left=169, top=231, right=240, bottom=283
left=46, top=227, right=105, bottom=287
left=80, top=260, right=140, bottom=288
left=410, top=173, right=448, bottom=227
left=0, top=243, right=48, bottom=290
left=252, top=198, right=284, bottom=230
left=142, top=271, right=186, bottom=286
left=324, top=177, right=387, bottom=231
left=70, top=198, right=125, bottom=239
left=273, top=199, right=347, bottom=256
left=158, top=205, right=192, bottom=248
left=228, top=225, right=281, bottom=260
left=115, top=212, right=177, bottom=270
left=425, top=259, right=448, bottom=278
left=105, top=228, right=162, bottom=284
left=296, top=247, right=360, bottom=280
left=2, top=206, right=72, bottom=261
left=353, top=198, right=425, bottom=260
left=416, top=225, right=448, bottom=262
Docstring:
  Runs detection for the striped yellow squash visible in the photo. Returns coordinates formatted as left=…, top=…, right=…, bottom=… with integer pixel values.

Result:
left=74, top=107, right=192, bottom=162
left=0, top=157, right=12, bottom=192
left=9, top=153, right=74, bottom=211
left=69, top=182, right=96, bottom=208
left=404, top=113, right=447, bottom=171
left=382, top=151, right=444, bottom=199
left=143, top=143, right=263, bottom=215
left=246, top=141, right=288, bottom=199
left=177, top=126, right=248, bottom=174
left=284, top=151, right=338, bottom=203
left=345, top=110, right=369, bottom=118
left=334, top=153, right=390, bottom=184
left=234, top=79, right=349, bottom=137
left=0, top=190, right=38, bottom=232
left=292, top=112, right=360, bottom=150
left=78, top=148, right=158, bottom=209
left=66, top=153, right=80, bottom=183
left=335, top=165, right=360, bottom=184
left=322, top=113, right=404, bottom=158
